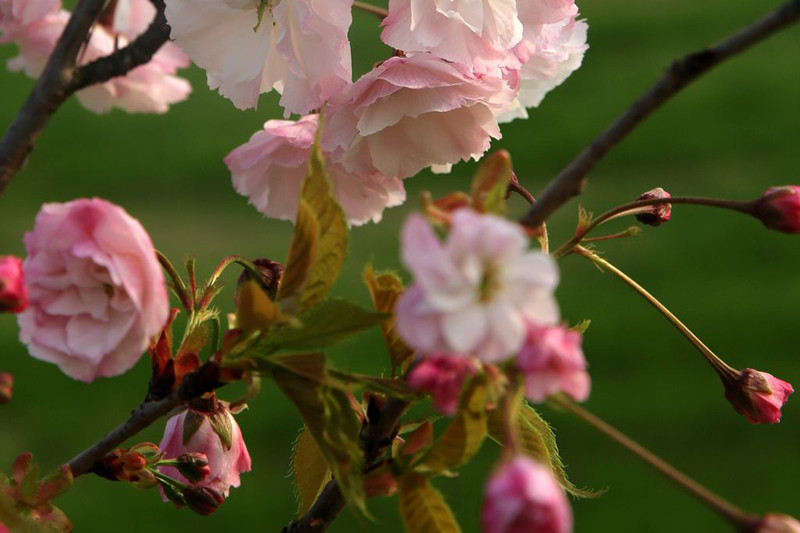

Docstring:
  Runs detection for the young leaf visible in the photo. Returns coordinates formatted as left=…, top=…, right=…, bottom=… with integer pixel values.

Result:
left=398, top=472, right=462, bottom=533
left=260, top=299, right=387, bottom=354
left=270, top=363, right=365, bottom=512
left=291, top=426, right=332, bottom=516
left=419, top=378, right=487, bottom=473
left=278, top=199, right=319, bottom=305
left=487, top=400, right=595, bottom=498
left=470, top=150, right=513, bottom=215
left=364, top=266, right=415, bottom=372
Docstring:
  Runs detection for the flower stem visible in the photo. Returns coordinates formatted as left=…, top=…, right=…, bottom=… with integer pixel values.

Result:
left=553, top=196, right=757, bottom=259
left=551, top=397, right=760, bottom=532
left=156, top=250, right=192, bottom=312
left=507, top=178, right=549, bottom=253
left=353, top=1, right=388, bottom=18
left=574, top=246, right=739, bottom=381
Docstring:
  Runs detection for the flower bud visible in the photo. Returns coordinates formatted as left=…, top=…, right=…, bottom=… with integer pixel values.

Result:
left=183, top=486, right=224, bottom=516
left=483, top=456, right=572, bottom=533
left=723, top=368, right=793, bottom=424
left=634, top=188, right=671, bottom=226
left=0, top=256, right=27, bottom=313
left=757, top=514, right=800, bottom=533
left=408, top=355, right=477, bottom=415
left=173, top=453, right=211, bottom=484
left=236, top=258, right=284, bottom=300
left=517, top=323, right=590, bottom=403
left=0, top=372, right=13, bottom=404
left=755, top=186, right=800, bottom=234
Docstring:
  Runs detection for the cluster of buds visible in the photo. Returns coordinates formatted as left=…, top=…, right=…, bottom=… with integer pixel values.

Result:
left=97, top=443, right=163, bottom=489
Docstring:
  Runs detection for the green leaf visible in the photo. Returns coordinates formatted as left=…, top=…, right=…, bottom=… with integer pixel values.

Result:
left=398, top=473, right=461, bottom=533
left=269, top=362, right=365, bottom=512
left=260, top=299, right=387, bottom=354
left=487, top=400, right=596, bottom=498
left=280, top=134, right=349, bottom=315
left=470, top=150, right=513, bottom=215
left=364, top=266, right=415, bottom=372
left=420, top=379, right=487, bottom=473
left=278, top=199, right=319, bottom=305
left=328, top=370, right=422, bottom=401
left=291, top=426, right=332, bottom=516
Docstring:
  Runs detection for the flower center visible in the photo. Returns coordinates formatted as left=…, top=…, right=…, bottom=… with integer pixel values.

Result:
left=479, top=261, right=501, bottom=302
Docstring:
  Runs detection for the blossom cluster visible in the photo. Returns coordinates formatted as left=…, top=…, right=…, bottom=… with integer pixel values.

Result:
left=217, top=0, right=588, bottom=225
left=2, top=0, right=191, bottom=114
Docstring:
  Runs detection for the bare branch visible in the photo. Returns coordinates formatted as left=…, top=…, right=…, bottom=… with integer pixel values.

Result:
left=281, top=397, right=410, bottom=533
left=519, top=0, right=800, bottom=228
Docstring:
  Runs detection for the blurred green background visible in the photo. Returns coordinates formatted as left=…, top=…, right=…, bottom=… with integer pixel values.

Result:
left=1, top=0, right=800, bottom=531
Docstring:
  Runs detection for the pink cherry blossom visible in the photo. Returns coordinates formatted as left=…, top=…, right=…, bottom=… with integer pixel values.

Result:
left=395, top=208, right=559, bottom=363
left=17, top=198, right=169, bottom=382
left=755, top=186, right=800, bottom=234
left=517, top=323, right=590, bottom=403
left=483, top=456, right=572, bottom=533
left=159, top=404, right=252, bottom=498
left=226, top=114, right=406, bottom=225
left=8, top=5, right=191, bottom=114
left=324, top=54, right=515, bottom=179
left=381, top=0, right=523, bottom=71
left=723, top=368, right=793, bottom=424
left=164, top=0, right=352, bottom=114
left=0, top=0, right=58, bottom=42
left=408, top=355, right=477, bottom=415
left=0, top=256, right=27, bottom=313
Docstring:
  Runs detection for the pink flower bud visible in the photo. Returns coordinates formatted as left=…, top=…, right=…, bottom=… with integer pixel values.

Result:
left=635, top=187, right=672, bottom=227
left=517, top=323, right=590, bottom=403
left=757, top=514, right=800, bottom=533
left=408, top=355, right=477, bottom=415
left=723, top=368, right=793, bottom=424
left=183, top=486, right=224, bottom=516
left=159, top=401, right=251, bottom=499
left=0, top=256, right=27, bottom=313
left=755, top=186, right=800, bottom=234
left=174, top=453, right=211, bottom=484
left=483, top=456, right=572, bottom=533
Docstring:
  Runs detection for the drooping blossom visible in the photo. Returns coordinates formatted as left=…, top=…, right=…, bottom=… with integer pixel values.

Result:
left=164, top=0, right=352, bottom=114
left=756, top=514, right=800, bottom=533
left=324, top=54, right=515, bottom=179
left=380, top=0, right=523, bottom=71
left=226, top=114, right=406, bottom=225
left=634, top=187, right=671, bottom=227
left=8, top=2, right=191, bottom=114
left=159, top=401, right=252, bottom=499
left=723, top=368, right=793, bottom=424
left=755, top=186, right=800, bottom=234
left=0, top=255, right=27, bottom=313
left=395, top=208, right=559, bottom=363
left=483, top=456, right=572, bottom=533
left=0, top=0, right=58, bottom=42
left=517, top=323, right=590, bottom=403
left=408, top=355, right=477, bottom=415
left=17, top=198, right=169, bottom=382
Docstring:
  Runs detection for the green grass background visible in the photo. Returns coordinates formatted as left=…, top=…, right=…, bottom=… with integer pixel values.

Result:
left=1, top=0, right=799, bottom=531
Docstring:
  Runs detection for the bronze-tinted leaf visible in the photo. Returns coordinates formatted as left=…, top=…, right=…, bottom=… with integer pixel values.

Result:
left=398, top=472, right=461, bottom=533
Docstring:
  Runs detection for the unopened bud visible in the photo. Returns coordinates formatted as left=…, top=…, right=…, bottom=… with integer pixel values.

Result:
left=236, top=259, right=283, bottom=300
left=755, top=186, right=800, bottom=234
left=723, top=368, right=794, bottom=424
left=756, top=513, right=800, bottom=533
left=634, top=188, right=671, bottom=226
left=0, top=256, right=27, bottom=313
left=174, top=453, right=211, bottom=483
left=183, top=486, right=224, bottom=515
left=0, top=372, right=13, bottom=404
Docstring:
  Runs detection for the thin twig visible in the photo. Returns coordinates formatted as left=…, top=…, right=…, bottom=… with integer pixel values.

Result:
left=0, top=0, right=171, bottom=194
left=551, top=397, right=761, bottom=532
left=352, top=1, right=388, bottom=19
left=281, top=397, right=410, bottom=533
left=519, top=0, right=800, bottom=228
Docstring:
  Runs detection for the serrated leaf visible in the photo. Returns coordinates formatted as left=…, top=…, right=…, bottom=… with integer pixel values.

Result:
left=278, top=199, right=319, bottom=304
left=420, top=379, right=487, bottom=472
left=398, top=473, right=461, bottom=533
left=270, top=363, right=365, bottom=512
left=260, top=299, right=386, bottom=354
left=291, top=426, right=331, bottom=516
left=471, top=150, right=513, bottom=215
left=364, top=266, right=415, bottom=372
left=487, top=401, right=595, bottom=498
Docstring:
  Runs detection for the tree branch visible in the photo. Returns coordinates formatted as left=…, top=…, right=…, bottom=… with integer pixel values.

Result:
left=281, top=397, right=410, bottom=533
left=0, top=0, right=172, bottom=195
left=519, top=0, right=800, bottom=228
left=67, top=362, right=222, bottom=477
